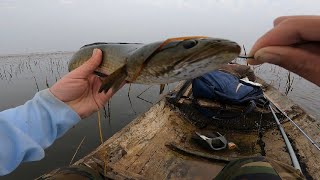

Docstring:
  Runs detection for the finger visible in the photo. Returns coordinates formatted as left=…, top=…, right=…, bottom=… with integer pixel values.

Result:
left=249, top=17, right=320, bottom=58
left=273, top=15, right=320, bottom=26
left=70, top=48, right=103, bottom=77
left=252, top=46, right=320, bottom=85
left=248, top=42, right=320, bottom=65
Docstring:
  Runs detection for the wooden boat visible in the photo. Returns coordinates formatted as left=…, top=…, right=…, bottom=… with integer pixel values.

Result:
left=41, top=78, right=320, bottom=179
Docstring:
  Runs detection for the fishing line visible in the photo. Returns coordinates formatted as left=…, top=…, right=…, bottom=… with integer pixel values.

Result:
left=272, top=103, right=320, bottom=151
left=97, top=110, right=103, bottom=144
left=238, top=44, right=253, bottom=59
left=238, top=55, right=254, bottom=59
left=69, top=136, right=86, bottom=165
left=127, top=83, right=137, bottom=114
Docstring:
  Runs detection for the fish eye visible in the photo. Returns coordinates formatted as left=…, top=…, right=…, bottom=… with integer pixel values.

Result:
left=183, top=40, right=198, bottom=49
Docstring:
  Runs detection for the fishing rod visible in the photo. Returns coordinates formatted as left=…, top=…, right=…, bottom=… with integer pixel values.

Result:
left=237, top=56, right=320, bottom=151
left=268, top=101, right=320, bottom=151
left=269, top=104, right=302, bottom=172
left=235, top=56, right=319, bottom=151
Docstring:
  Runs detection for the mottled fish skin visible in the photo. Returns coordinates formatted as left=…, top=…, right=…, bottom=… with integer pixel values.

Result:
left=68, top=38, right=241, bottom=84
left=68, top=43, right=143, bottom=74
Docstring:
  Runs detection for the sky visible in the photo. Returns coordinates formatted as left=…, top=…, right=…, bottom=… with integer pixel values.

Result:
left=1, top=0, right=320, bottom=55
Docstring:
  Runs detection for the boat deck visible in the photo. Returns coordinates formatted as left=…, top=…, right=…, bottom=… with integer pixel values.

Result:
left=42, top=79, right=320, bottom=179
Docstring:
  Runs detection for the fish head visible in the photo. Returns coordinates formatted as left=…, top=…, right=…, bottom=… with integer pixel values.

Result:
left=130, top=37, right=241, bottom=83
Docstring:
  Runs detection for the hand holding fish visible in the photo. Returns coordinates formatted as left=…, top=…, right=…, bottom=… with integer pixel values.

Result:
left=50, top=49, right=125, bottom=118
left=248, top=15, right=320, bottom=86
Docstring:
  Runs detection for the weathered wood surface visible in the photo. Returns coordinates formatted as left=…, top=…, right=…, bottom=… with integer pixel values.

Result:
left=73, top=99, right=266, bottom=179
left=73, top=101, right=220, bottom=179
left=77, top=78, right=319, bottom=179
left=65, top=78, right=267, bottom=179
left=41, top=78, right=319, bottom=179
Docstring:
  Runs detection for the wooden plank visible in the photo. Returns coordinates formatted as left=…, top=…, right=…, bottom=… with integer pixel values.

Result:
left=109, top=101, right=226, bottom=179
left=41, top=78, right=319, bottom=179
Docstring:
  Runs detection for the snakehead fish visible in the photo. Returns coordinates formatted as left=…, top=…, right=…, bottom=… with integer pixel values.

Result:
left=68, top=36, right=241, bottom=93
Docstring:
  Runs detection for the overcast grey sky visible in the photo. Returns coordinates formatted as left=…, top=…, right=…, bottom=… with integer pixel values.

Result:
left=1, top=0, right=320, bottom=55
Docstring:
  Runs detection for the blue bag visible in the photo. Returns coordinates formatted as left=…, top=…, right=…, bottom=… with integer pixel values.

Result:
left=192, top=70, right=265, bottom=119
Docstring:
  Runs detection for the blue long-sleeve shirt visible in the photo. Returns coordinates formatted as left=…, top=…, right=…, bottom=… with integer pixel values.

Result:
left=0, top=89, right=81, bottom=175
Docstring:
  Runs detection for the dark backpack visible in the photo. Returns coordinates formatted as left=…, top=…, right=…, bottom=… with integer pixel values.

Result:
left=192, top=70, right=267, bottom=119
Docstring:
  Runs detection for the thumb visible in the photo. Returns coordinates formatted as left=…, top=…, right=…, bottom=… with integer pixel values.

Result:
left=70, top=48, right=103, bottom=77
left=253, top=46, right=320, bottom=85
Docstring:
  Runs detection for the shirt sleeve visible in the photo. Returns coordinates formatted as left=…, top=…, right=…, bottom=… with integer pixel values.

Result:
left=0, top=89, right=81, bottom=175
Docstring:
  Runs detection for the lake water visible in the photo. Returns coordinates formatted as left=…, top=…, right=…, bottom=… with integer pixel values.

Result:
left=0, top=51, right=319, bottom=179
left=1, top=0, right=320, bottom=179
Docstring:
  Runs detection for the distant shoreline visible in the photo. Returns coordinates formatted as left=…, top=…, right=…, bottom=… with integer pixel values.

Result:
left=0, top=51, right=75, bottom=57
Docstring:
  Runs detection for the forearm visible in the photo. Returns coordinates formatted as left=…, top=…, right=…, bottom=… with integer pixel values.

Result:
left=0, top=89, right=81, bottom=175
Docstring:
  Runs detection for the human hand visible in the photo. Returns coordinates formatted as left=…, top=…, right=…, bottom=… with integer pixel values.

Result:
left=50, top=49, right=125, bottom=118
left=248, top=15, right=320, bottom=86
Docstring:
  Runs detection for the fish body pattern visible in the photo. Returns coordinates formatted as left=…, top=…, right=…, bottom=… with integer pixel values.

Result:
left=68, top=37, right=241, bottom=93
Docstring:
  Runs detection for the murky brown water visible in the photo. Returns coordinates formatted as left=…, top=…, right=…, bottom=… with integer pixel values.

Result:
left=0, top=52, right=319, bottom=179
